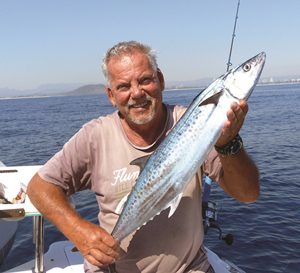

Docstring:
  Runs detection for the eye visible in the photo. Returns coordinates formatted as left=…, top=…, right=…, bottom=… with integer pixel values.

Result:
left=243, top=63, right=251, bottom=72
left=117, top=84, right=130, bottom=92
left=139, top=77, right=153, bottom=86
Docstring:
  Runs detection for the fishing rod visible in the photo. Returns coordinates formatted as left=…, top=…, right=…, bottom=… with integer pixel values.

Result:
left=226, top=0, right=240, bottom=72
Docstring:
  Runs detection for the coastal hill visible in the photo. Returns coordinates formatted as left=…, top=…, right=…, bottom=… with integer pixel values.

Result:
left=0, top=83, right=106, bottom=98
left=63, top=84, right=106, bottom=96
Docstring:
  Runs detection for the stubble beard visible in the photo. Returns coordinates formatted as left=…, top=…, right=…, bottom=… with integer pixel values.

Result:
left=125, top=97, right=158, bottom=126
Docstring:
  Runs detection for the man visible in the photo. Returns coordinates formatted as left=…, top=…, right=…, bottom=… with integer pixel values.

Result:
left=27, top=41, right=259, bottom=273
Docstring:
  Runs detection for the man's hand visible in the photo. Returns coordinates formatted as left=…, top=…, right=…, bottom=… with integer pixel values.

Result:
left=27, top=174, right=120, bottom=267
left=70, top=219, right=120, bottom=267
left=215, top=100, right=248, bottom=147
left=212, top=100, right=259, bottom=203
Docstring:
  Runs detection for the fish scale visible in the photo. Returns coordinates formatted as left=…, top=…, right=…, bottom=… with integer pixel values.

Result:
left=112, top=52, right=266, bottom=242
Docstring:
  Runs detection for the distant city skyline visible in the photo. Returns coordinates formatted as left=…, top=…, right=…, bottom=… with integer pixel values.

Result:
left=1, top=0, right=300, bottom=91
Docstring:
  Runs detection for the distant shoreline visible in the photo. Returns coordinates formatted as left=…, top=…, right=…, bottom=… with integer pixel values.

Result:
left=1, top=81, right=299, bottom=100
left=257, top=81, right=300, bottom=86
left=0, top=95, right=61, bottom=100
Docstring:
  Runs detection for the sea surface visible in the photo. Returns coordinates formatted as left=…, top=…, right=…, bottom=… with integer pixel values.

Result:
left=0, top=83, right=299, bottom=273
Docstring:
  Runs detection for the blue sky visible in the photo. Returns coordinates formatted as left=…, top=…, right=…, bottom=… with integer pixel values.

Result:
left=1, top=0, right=299, bottom=90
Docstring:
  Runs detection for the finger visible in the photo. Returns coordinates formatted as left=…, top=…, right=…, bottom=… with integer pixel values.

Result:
left=97, top=240, right=119, bottom=259
left=239, top=100, right=248, bottom=114
left=232, top=101, right=248, bottom=123
left=85, top=253, right=104, bottom=267
left=223, top=111, right=240, bottom=140
left=216, top=101, right=247, bottom=147
left=89, top=248, right=116, bottom=265
left=228, top=101, right=246, bottom=127
left=223, top=121, right=236, bottom=140
left=101, top=233, right=119, bottom=250
left=227, top=106, right=238, bottom=124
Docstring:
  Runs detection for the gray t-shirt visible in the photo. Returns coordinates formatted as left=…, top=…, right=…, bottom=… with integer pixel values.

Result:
left=38, top=104, right=222, bottom=273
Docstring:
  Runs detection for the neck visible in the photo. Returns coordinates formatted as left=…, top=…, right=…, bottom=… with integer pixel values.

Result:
left=120, top=105, right=167, bottom=147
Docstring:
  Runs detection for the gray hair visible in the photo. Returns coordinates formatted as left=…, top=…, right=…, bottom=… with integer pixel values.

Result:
left=101, top=41, right=158, bottom=82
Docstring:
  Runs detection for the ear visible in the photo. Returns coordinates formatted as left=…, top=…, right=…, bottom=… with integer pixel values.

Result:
left=157, top=68, right=165, bottom=91
left=106, top=86, right=116, bottom=107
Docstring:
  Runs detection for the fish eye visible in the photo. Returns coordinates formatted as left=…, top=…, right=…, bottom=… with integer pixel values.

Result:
left=243, top=64, right=251, bottom=72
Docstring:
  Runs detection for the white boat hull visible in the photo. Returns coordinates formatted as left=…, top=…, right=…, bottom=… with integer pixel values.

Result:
left=5, top=241, right=245, bottom=273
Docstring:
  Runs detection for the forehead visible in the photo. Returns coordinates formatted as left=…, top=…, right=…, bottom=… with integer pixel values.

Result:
left=107, top=51, right=153, bottom=75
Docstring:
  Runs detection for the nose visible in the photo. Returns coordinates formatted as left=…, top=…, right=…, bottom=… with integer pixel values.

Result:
left=131, top=84, right=144, bottom=99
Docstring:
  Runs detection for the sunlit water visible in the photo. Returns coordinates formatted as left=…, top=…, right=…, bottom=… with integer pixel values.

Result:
left=0, top=84, right=299, bottom=272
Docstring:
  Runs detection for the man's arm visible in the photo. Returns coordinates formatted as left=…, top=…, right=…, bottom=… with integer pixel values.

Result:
left=27, top=173, right=119, bottom=267
left=215, top=100, right=260, bottom=203
left=217, top=148, right=259, bottom=202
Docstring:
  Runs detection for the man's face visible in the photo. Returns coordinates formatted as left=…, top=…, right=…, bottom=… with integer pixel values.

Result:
left=106, top=52, right=164, bottom=126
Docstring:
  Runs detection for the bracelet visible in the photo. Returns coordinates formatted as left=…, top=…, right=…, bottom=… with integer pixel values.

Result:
left=215, top=134, right=243, bottom=156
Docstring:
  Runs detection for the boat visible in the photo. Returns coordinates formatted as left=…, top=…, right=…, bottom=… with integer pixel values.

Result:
left=0, top=219, right=18, bottom=266
left=4, top=241, right=246, bottom=273
left=0, top=161, right=18, bottom=266
left=0, top=163, right=246, bottom=273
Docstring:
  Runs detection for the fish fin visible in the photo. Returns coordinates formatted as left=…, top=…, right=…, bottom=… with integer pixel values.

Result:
left=130, top=155, right=150, bottom=171
left=115, top=193, right=129, bottom=214
left=168, top=193, right=183, bottom=218
left=199, top=90, right=224, bottom=107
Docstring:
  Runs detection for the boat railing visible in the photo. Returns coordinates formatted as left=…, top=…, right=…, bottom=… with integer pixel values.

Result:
left=0, top=165, right=45, bottom=273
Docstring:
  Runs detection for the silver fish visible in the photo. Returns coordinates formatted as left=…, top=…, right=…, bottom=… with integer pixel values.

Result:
left=112, top=52, right=266, bottom=242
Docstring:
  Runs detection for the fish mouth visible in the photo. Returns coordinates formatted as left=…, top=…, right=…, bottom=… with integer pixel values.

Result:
left=252, top=52, right=266, bottom=74
left=246, top=51, right=266, bottom=74
left=257, top=51, right=266, bottom=63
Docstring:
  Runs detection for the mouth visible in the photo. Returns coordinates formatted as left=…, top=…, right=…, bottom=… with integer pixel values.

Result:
left=129, top=101, right=149, bottom=109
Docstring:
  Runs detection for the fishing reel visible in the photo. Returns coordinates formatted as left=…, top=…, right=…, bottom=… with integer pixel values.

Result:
left=202, top=201, right=234, bottom=246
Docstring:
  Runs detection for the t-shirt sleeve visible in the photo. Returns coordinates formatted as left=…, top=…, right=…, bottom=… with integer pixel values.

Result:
left=38, top=125, right=92, bottom=196
left=202, top=148, right=223, bottom=183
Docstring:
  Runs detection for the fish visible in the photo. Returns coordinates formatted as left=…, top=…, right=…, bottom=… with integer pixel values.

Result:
left=111, top=52, right=266, bottom=242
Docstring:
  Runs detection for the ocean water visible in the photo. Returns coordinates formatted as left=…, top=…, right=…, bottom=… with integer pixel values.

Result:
left=0, top=84, right=300, bottom=272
